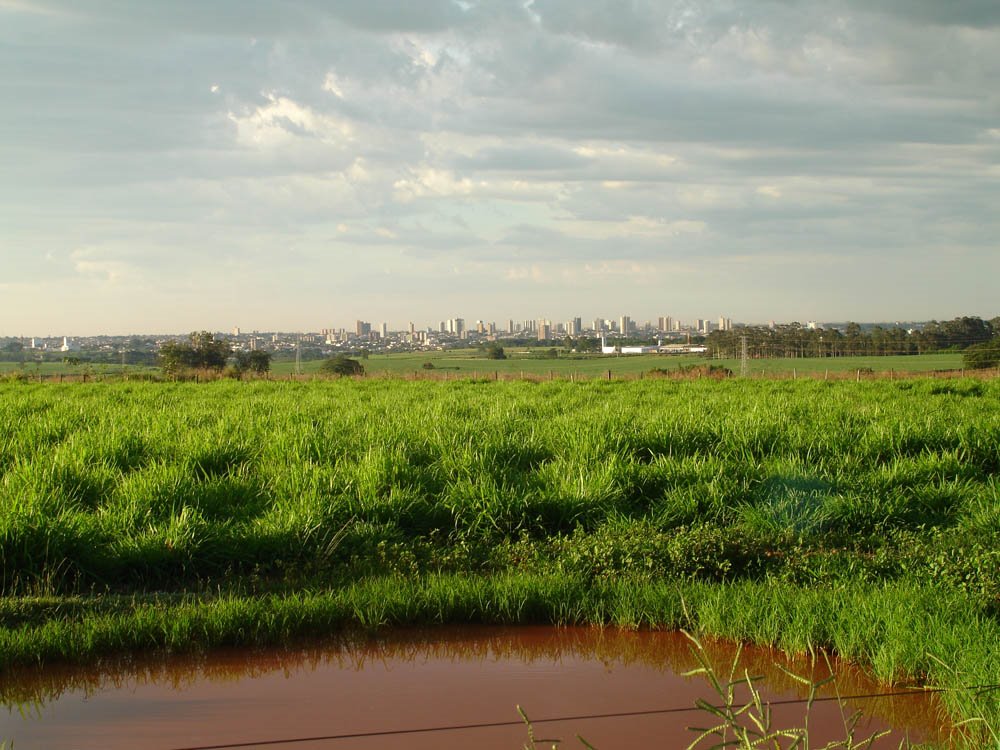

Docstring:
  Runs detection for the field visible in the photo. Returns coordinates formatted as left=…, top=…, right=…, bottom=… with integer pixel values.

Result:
left=0, top=351, right=966, bottom=380
left=270, top=350, right=966, bottom=378
left=1, top=377, right=998, bottom=741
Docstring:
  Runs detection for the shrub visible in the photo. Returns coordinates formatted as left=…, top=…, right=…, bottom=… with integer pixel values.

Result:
left=319, top=356, right=364, bottom=377
left=963, top=339, right=1000, bottom=370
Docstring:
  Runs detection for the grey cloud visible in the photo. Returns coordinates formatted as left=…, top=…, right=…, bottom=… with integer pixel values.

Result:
left=13, top=0, right=471, bottom=36
left=2, top=0, right=998, bottom=332
left=452, top=144, right=589, bottom=171
left=859, top=0, right=1000, bottom=28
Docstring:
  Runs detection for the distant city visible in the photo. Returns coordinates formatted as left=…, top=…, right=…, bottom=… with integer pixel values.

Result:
left=1, top=315, right=938, bottom=364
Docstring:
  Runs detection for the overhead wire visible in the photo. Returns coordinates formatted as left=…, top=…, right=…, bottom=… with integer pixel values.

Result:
left=159, top=684, right=1000, bottom=750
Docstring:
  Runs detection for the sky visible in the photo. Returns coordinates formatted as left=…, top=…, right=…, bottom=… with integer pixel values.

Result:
left=1, top=0, right=998, bottom=335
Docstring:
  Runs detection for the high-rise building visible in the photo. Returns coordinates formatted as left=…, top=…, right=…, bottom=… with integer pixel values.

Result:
left=537, top=320, right=551, bottom=341
left=408, top=321, right=415, bottom=335
left=658, top=316, right=673, bottom=333
left=380, top=322, right=388, bottom=338
left=356, top=320, right=371, bottom=337
left=507, top=319, right=515, bottom=334
left=453, top=318, right=465, bottom=337
left=619, top=315, right=631, bottom=335
left=567, top=318, right=580, bottom=336
left=718, top=317, right=732, bottom=332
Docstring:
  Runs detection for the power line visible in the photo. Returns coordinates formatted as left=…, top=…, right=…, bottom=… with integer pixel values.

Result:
left=160, top=687, right=969, bottom=750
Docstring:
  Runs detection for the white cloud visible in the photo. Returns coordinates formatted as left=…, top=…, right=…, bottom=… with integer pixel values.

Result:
left=228, top=93, right=353, bottom=148
left=322, top=72, right=346, bottom=98
left=70, top=248, right=132, bottom=284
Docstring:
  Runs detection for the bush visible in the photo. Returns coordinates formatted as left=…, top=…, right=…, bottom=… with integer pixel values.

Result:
left=483, top=343, right=506, bottom=360
left=319, top=356, right=364, bottom=377
left=963, top=339, right=1000, bottom=370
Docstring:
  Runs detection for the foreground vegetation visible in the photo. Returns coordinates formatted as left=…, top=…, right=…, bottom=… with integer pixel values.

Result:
left=1, top=378, right=998, bottom=742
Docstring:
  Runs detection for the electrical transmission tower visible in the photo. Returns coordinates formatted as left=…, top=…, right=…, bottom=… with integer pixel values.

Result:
left=740, top=335, right=748, bottom=377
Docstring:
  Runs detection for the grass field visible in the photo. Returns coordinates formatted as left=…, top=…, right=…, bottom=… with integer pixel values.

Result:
left=0, top=351, right=966, bottom=379
left=270, top=350, right=966, bottom=377
left=1, top=377, right=998, bottom=742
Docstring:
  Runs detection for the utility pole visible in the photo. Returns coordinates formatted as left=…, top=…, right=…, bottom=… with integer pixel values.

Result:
left=740, top=335, right=748, bottom=378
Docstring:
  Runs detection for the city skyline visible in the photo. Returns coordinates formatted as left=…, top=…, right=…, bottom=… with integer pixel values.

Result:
left=4, top=310, right=960, bottom=341
left=2, top=2, right=998, bottom=335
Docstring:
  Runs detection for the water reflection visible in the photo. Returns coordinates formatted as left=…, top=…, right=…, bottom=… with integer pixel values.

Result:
left=1, top=626, right=949, bottom=749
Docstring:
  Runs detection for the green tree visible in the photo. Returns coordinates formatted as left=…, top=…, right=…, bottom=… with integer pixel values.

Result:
left=483, top=342, right=506, bottom=360
left=963, top=339, right=1000, bottom=370
left=158, top=340, right=196, bottom=373
left=234, top=350, right=271, bottom=375
left=159, top=332, right=231, bottom=373
left=189, top=331, right=230, bottom=370
left=319, top=355, right=364, bottom=376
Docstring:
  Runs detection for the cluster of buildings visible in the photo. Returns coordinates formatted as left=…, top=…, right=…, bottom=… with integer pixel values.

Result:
left=300, top=314, right=739, bottom=354
left=2, top=316, right=852, bottom=362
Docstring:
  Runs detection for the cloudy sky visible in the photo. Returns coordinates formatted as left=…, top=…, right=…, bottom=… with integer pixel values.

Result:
left=1, top=0, right=998, bottom=335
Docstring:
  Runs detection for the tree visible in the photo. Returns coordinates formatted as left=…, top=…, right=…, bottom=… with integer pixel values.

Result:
left=319, top=355, right=364, bottom=376
left=159, top=331, right=231, bottom=373
left=234, top=350, right=271, bottom=375
left=189, top=331, right=230, bottom=370
left=963, top=339, right=1000, bottom=370
left=483, top=342, right=506, bottom=360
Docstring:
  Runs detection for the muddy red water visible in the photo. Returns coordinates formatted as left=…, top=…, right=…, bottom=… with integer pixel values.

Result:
left=0, top=626, right=949, bottom=749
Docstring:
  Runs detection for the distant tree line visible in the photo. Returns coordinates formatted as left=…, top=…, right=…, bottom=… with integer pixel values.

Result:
left=706, top=316, right=999, bottom=360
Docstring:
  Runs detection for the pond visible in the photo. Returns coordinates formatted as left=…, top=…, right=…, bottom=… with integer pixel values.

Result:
left=0, top=626, right=948, bottom=749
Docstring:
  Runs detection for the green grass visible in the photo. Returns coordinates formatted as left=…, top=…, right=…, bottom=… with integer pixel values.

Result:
left=269, top=350, right=965, bottom=377
left=0, top=377, right=998, bottom=741
left=0, top=361, right=158, bottom=378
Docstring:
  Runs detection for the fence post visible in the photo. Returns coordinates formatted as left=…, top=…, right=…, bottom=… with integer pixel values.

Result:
left=607, top=369, right=612, bottom=381
left=856, top=369, right=861, bottom=383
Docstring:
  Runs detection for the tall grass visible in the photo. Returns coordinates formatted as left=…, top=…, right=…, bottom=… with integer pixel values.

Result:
left=1, top=378, right=998, bottom=737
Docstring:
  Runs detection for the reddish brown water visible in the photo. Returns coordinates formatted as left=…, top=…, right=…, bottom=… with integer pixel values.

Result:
left=0, top=626, right=949, bottom=749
